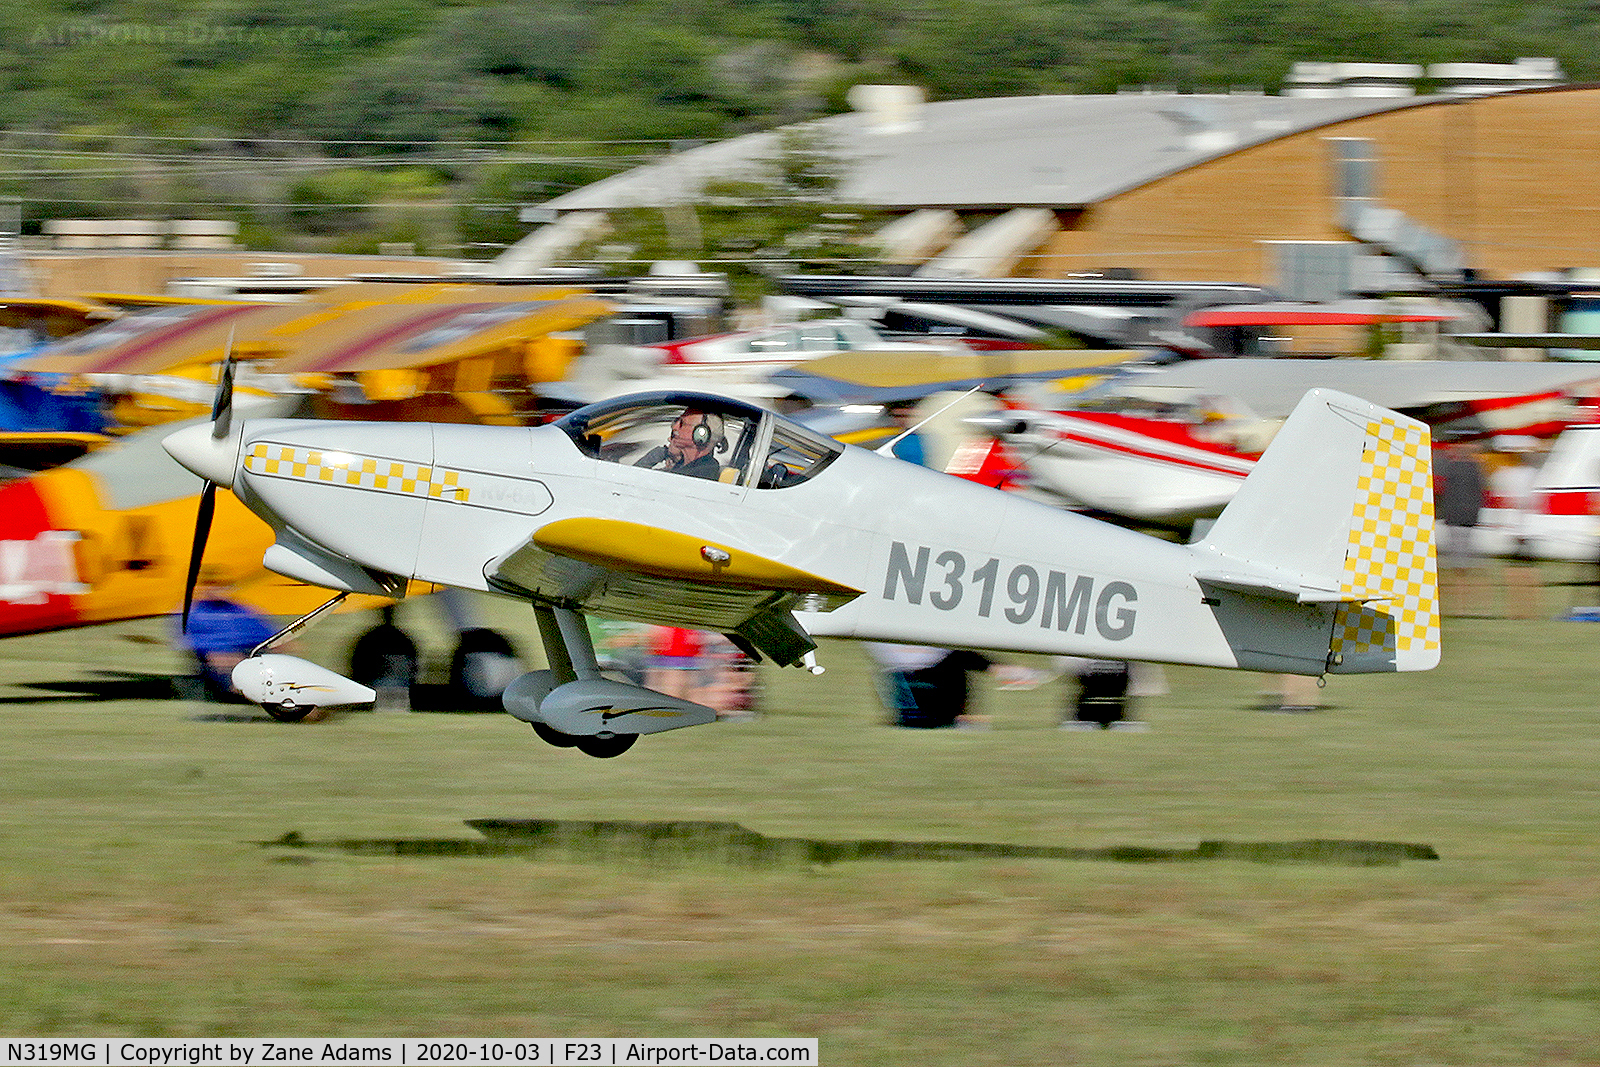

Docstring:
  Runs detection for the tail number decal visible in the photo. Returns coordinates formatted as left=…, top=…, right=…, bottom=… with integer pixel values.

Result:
left=883, top=541, right=1136, bottom=640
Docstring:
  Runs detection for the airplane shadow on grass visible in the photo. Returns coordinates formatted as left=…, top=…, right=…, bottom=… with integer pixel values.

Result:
left=261, top=819, right=1440, bottom=869
left=0, top=672, right=508, bottom=718
left=0, top=670, right=190, bottom=705
left=0, top=670, right=287, bottom=720
left=0, top=677, right=1441, bottom=869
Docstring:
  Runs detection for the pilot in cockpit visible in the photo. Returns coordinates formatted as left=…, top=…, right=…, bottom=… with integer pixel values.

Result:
left=634, top=407, right=726, bottom=480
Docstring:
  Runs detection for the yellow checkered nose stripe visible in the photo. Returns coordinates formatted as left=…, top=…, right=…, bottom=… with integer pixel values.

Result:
left=1333, top=417, right=1439, bottom=656
left=244, top=443, right=470, bottom=502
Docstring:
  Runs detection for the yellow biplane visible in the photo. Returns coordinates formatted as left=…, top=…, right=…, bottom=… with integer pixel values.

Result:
left=3, top=281, right=618, bottom=706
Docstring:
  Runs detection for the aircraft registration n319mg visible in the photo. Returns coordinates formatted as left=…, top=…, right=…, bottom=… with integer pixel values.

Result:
left=164, top=383, right=1438, bottom=758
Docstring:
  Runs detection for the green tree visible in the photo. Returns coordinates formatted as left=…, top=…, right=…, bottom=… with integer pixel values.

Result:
left=579, top=127, right=884, bottom=299
left=300, top=47, right=502, bottom=146
left=430, top=3, right=599, bottom=87
left=287, top=165, right=453, bottom=253
left=580, top=23, right=718, bottom=105
left=894, top=0, right=1077, bottom=98
left=777, top=0, right=909, bottom=62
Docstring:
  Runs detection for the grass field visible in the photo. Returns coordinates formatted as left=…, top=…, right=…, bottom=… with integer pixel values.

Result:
left=0, top=595, right=1597, bottom=1065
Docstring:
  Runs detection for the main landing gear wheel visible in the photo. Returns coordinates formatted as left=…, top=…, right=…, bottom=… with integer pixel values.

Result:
left=575, top=733, right=637, bottom=759
left=449, top=627, right=520, bottom=710
left=529, top=722, right=637, bottom=758
left=530, top=721, right=579, bottom=748
left=265, top=701, right=314, bottom=723
left=348, top=618, right=419, bottom=692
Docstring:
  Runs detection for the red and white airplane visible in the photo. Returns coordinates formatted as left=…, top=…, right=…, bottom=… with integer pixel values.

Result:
left=964, top=358, right=1600, bottom=530
left=1475, top=419, right=1600, bottom=562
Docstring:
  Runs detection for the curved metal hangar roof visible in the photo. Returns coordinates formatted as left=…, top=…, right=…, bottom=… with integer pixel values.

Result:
left=546, top=93, right=1422, bottom=212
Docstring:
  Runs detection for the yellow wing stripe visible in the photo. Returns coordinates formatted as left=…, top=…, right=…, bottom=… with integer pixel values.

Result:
left=1332, top=417, right=1440, bottom=656
left=245, top=442, right=471, bottom=503
left=533, top=517, right=862, bottom=596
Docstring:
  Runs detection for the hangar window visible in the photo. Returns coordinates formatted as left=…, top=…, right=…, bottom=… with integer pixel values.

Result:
left=1328, top=137, right=1377, bottom=201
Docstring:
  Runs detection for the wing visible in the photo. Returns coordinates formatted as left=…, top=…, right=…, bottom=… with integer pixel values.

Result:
left=21, top=284, right=613, bottom=401
left=486, top=517, right=861, bottom=667
left=22, top=302, right=302, bottom=375
left=0, top=297, right=119, bottom=337
left=261, top=288, right=613, bottom=375
left=1453, top=332, right=1600, bottom=351
left=1181, top=300, right=1463, bottom=327
left=768, top=348, right=1142, bottom=407
left=1111, top=358, right=1600, bottom=420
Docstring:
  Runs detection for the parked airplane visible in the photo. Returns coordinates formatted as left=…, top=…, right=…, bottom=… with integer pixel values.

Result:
left=0, top=397, right=385, bottom=638
left=1475, top=422, right=1600, bottom=561
left=1, top=283, right=618, bottom=702
left=163, top=376, right=1440, bottom=756
left=970, top=358, right=1600, bottom=528
left=565, top=315, right=969, bottom=401
left=776, top=274, right=1466, bottom=356
left=0, top=297, right=123, bottom=474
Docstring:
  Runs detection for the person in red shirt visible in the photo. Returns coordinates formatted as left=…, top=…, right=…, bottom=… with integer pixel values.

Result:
left=647, top=625, right=705, bottom=699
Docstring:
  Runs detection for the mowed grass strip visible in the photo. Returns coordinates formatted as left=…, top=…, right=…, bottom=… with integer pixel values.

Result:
left=0, top=611, right=1596, bottom=1065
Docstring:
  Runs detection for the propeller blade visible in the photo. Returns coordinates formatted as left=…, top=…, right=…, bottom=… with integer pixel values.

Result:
left=210, top=334, right=236, bottom=441
left=181, top=481, right=216, bottom=633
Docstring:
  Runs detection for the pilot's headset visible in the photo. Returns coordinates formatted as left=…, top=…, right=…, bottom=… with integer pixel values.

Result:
left=689, top=411, right=728, bottom=453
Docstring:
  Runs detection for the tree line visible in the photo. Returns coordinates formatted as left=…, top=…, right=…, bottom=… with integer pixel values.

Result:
left=2, top=0, right=1594, bottom=254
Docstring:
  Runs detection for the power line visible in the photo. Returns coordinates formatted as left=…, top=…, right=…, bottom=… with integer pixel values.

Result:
left=0, top=128, right=684, bottom=150
left=6, top=198, right=530, bottom=209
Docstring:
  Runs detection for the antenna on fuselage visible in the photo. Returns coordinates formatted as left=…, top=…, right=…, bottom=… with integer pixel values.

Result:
left=874, top=382, right=987, bottom=458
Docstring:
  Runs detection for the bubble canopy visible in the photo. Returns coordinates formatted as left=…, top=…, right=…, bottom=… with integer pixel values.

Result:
left=554, top=391, right=843, bottom=489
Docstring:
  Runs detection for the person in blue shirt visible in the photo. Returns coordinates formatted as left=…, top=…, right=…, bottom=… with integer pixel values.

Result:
left=885, top=400, right=926, bottom=466
left=174, top=568, right=278, bottom=702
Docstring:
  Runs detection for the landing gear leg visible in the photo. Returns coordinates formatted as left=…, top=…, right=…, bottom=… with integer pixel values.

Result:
left=249, top=592, right=350, bottom=658
left=511, top=605, right=716, bottom=757
left=525, top=605, right=602, bottom=751
left=534, top=604, right=602, bottom=683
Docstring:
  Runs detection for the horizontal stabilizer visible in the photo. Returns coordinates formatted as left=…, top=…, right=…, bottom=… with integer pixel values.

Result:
left=1193, top=567, right=1367, bottom=604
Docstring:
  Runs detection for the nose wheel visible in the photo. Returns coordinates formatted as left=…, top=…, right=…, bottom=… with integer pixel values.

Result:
left=265, top=701, right=315, bottom=723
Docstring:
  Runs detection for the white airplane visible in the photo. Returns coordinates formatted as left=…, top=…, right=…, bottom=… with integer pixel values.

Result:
left=163, top=377, right=1440, bottom=756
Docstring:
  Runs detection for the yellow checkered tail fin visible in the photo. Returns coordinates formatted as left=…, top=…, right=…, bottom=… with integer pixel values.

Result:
left=1192, top=388, right=1440, bottom=674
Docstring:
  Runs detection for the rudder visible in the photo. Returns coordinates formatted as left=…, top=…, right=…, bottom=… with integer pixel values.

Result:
left=1194, top=389, right=1439, bottom=674
left=1327, top=409, right=1440, bottom=672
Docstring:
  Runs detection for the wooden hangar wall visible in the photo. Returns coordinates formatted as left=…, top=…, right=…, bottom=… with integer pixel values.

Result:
left=1030, top=85, right=1600, bottom=286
